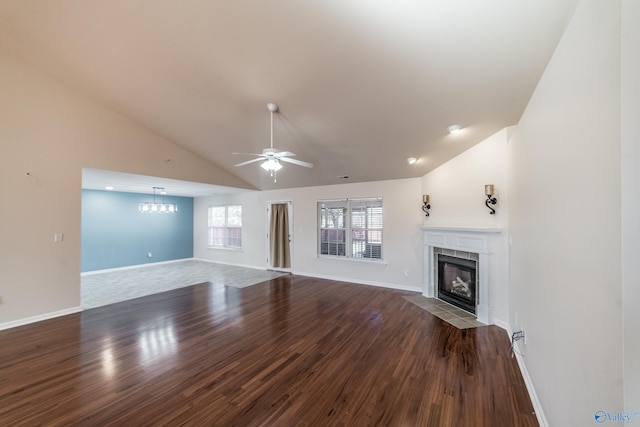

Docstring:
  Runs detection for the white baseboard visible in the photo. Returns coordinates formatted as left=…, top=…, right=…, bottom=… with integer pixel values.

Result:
left=191, top=259, right=421, bottom=293
left=192, top=257, right=268, bottom=271
left=494, top=318, right=510, bottom=331
left=293, top=271, right=421, bottom=293
left=0, top=306, right=83, bottom=331
left=504, top=325, right=548, bottom=427
left=81, top=258, right=194, bottom=276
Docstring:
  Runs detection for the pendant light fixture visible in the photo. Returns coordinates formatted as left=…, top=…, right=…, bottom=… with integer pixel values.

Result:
left=139, top=187, right=178, bottom=213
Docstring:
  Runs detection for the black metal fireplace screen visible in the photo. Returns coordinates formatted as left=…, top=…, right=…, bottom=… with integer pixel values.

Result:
left=437, top=254, right=477, bottom=314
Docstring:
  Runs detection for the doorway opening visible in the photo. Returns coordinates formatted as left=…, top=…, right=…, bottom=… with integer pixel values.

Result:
left=267, top=201, right=293, bottom=272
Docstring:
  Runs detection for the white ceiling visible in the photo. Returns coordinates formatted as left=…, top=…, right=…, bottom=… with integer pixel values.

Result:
left=0, top=1, right=579, bottom=193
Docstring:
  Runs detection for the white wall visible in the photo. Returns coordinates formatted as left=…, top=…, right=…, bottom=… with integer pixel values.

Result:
left=421, top=128, right=508, bottom=228
left=0, top=52, right=251, bottom=325
left=508, top=1, right=623, bottom=425
left=420, top=128, right=510, bottom=325
left=621, top=0, right=640, bottom=412
left=195, top=178, right=424, bottom=291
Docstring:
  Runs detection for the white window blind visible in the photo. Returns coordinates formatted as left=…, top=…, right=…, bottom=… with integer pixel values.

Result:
left=208, top=205, right=242, bottom=248
left=318, top=198, right=383, bottom=260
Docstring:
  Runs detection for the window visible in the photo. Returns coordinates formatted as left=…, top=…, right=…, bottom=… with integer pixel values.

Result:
left=318, top=198, right=383, bottom=260
left=208, top=205, right=242, bottom=248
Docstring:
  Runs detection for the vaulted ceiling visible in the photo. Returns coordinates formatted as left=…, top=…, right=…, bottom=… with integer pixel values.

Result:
left=0, top=1, right=579, bottom=192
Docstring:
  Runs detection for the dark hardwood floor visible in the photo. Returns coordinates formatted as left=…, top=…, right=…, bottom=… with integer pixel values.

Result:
left=0, top=276, right=537, bottom=426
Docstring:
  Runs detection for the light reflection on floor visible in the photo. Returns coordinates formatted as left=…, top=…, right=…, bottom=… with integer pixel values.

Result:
left=138, top=320, right=178, bottom=365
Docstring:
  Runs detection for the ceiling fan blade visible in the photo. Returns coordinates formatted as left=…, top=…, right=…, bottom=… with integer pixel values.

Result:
left=274, top=151, right=296, bottom=157
left=234, top=157, right=265, bottom=167
left=280, top=157, right=314, bottom=168
left=232, top=152, right=263, bottom=156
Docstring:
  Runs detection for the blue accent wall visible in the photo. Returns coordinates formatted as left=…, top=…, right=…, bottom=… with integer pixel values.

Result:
left=81, top=189, right=194, bottom=272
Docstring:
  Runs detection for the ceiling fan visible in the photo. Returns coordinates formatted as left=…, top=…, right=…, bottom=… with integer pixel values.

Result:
left=234, top=103, right=313, bottom=181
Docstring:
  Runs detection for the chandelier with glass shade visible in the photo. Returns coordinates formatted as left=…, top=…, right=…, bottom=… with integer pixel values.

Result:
left=138, top=187, right=178, bottom=213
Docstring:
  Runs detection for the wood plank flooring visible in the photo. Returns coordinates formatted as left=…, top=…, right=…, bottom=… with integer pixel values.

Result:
left=0, top=276, right=538, bottom=426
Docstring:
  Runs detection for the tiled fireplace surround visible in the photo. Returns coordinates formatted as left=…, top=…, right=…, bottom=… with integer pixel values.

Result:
left=419, top=225, right=502, bottom=325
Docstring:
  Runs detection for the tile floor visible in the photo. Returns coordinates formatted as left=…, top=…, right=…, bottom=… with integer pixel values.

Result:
left=81, top=259, right=289, bottom=309
left=404, top=295, right=486, bottom=329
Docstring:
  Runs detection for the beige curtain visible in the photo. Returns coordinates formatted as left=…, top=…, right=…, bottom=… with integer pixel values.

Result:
left=269, top=203, right=291, bottom=269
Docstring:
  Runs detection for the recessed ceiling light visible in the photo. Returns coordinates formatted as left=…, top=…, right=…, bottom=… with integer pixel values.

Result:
left=407, top=157, right=417, bottom=165
left=105, top=186, right=114, bottom=191
left=447, top=124, right=462, bottom=134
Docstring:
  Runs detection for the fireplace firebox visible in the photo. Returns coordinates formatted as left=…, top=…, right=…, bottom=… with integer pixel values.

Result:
left=437, top=254, right=477, bottom=314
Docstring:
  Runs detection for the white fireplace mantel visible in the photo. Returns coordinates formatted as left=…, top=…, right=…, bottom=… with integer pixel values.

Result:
left=419, top=225, right=503, bottom=325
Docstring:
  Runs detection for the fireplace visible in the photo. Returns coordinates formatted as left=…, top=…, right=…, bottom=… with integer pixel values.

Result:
left=420, top=225, right=502, bottom=325
left=437, top=254, right=477, bottom=314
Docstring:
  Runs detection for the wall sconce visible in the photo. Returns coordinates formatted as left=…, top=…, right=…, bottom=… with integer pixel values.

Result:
left=485, top=184, right=497, bottom=214
left=422, top=195, right=431, bottom=217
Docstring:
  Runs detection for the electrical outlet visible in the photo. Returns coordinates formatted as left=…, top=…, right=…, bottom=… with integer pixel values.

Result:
left=54, top=233, right=64, bottom=242
left=404, top=269, right=409, bottom=277
left=147, top=252, right=153, bottom=258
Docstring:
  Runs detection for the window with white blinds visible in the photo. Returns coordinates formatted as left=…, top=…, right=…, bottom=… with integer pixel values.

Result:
left=318, top=198, right=383, bottom=260
left=208, top=205, right=242, bottom=249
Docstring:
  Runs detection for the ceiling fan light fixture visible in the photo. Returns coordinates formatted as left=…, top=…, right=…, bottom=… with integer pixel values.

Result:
left=261, top=158, right=282, bottom=171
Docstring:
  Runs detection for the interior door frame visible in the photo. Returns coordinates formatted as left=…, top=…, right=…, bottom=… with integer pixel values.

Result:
left=266, top=200, right=293, bottom=272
